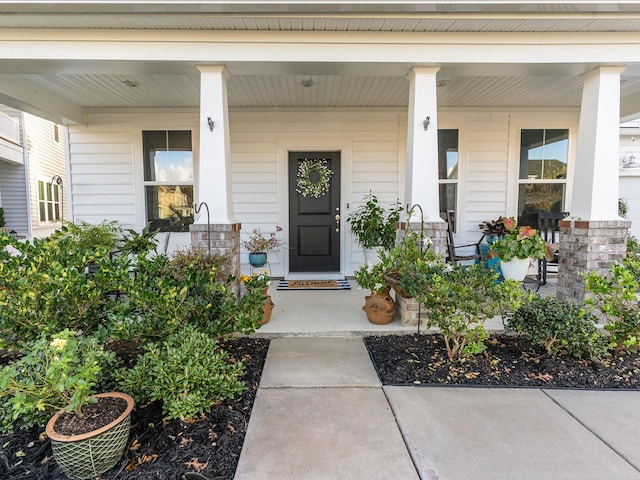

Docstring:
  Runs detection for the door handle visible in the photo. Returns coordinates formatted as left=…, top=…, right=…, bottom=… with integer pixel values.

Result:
left=335, top=214, right=340, bottom=232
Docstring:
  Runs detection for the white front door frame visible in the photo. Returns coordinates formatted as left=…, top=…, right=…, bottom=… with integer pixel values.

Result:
left=277, top=135, right=353, bottom=279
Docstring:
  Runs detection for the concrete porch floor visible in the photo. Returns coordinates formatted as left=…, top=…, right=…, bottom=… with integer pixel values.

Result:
left=252, top=276, right=558, bottom=337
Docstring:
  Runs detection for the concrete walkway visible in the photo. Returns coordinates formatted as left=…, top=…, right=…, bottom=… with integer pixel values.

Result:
left=235, top=336, right=640, bottom=480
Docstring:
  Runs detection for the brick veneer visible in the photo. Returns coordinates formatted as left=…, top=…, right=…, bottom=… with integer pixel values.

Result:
left=397, top=220, right=447, bottom=258
left=557, top=219, right=630, bottom=303
left=393, top=220, right=446, bottom=326
left=190, top=222, right=242, bottom=297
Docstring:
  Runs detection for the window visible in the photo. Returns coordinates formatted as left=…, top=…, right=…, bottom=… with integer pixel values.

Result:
left=438, top=129, right=459, bottom=230
left=37, top=179, right=60, bottom=222
left=517, top=129, right=569, bottom=227
left=142, top=130, right=194, bottom=232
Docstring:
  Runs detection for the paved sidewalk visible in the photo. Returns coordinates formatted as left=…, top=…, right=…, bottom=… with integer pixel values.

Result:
left=235, top=337, right=640, bottom=480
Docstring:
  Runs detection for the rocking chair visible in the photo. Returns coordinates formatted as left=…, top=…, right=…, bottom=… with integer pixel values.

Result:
left=537, top=210, right=567, bottom=285
left=440, top=210, right=485, bottom=264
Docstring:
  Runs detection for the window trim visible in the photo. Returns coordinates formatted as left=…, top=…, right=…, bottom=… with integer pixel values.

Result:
left=507, top=113, right=578, bottom=219
left=140, top=129, right=195, bottom=232
left=36, top=177, right=61, bottom=224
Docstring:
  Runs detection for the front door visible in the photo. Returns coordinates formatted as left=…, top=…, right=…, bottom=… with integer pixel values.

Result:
left=288, top=151, right=341, bottom=273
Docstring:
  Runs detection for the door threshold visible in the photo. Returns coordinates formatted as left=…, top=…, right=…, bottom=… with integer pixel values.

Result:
left=284, top=272, right=345, bottom=281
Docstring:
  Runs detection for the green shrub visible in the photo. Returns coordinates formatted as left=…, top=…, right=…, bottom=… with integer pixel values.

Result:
left=507, top=296, right=606, bottom=359
left=0, top=330, right=118, bottom=433
left=584, top=261, right=640, bottom=352
left=410, top=260, right=524, bottom=360
left=0, top=229, right=132, bottom=343
left=121, top=249, right=263, bottom=340
left=117, top=325, right=245, bottom=421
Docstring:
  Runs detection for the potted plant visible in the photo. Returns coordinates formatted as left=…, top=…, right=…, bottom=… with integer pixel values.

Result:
left=354, top=261, right=395, bottom=324
left=241, top=225, right=284, bottom=268
left=489, top=217, right=546, bottom=280
left=348, top=193, right=402, bottom=263
left=240, top=272, right=274, bottom=325
left=478, top=216, right=509, bottom=244
left=380, top=231, right=436, bottom=298
left=1, top=329, right=134, bottom=479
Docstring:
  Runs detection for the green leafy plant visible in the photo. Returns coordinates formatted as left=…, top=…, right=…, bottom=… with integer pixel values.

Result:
left=0, top=330, right=118, bottom=433
left=627, top=234, right=640, bottom=257
left=490, top=216, right=546, bottom=261
left=584, top=259, right=640, bottom=352
left=119, top=222, right=159, bottom=259
left=0, top=206, right=5, bottom=228
left=416, top=263, right=524, bottom=359
left=117, top=325, right=245, bottom=421
left=619, top=198, right=629, bottom=218
left=354, top=261, right=389, bottom=294
left=347, top=193, right=402, bottom=250
left=0, top=230, right=132, bottom=343
left=506, top=296, right=606, bottom=359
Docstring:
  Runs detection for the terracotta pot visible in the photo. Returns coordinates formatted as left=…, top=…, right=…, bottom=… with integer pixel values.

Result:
left=260, top=286, right=274, bottom=325
left=362, top=289, right=395, bottom=325
left=46, top=392, right=134, bottom=480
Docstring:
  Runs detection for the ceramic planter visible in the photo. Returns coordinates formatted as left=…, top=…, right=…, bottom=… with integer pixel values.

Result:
left=260, top=286, right=275, bottom=325
left=363, top=246, right=384, bottom=265
left=363, top=289, right=395, bottom=324
left=500, top=257, right=531, bottom=281
left=248, top=252, right=268, bottom=268
left=46, top=392, right=134, bottom=480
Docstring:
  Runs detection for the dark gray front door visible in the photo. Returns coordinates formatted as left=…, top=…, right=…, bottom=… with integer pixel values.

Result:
left=288, top=151, right=341, bottom=273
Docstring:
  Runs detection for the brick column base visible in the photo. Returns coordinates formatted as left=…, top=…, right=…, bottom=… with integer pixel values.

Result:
left=190, top=222, right=242, bottom=297
left=397, top=220, right=447, bottom=258
left=557, top=219, right=630, bottom=303
left=394, top=294, right=429, bottom=328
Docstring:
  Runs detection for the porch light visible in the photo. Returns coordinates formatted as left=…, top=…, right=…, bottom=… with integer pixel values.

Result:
left=423, top=116, right=430, bottom=130
left=621, top=151, right=640, bottom=169
left=207, top=117, right=214, bottom=132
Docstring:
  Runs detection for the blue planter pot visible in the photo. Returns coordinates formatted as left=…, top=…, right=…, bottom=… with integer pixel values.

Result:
left=248, top=252, right=268, bottom=268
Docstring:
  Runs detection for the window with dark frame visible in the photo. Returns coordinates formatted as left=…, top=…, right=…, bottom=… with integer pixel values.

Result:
left=142, top=130, right=194, bottom=232
left=517, top=129, right=569, bottom=228
left=438, top=129, right=459, bottom=231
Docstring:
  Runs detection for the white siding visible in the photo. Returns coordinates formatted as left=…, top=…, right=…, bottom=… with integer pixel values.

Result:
left=619, top=133, right=640, bottom=238
left=68, top=113, right=136, bottom=228
left=229, top=110, right=403, bottom=275
left=0, top=106, right=28, bottom=235
left=68, top=107, right=587, bottom=276
left=23, top=113, right=67, bottom=238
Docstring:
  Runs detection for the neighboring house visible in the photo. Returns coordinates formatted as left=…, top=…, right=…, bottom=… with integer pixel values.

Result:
left=0, top=105, right=67, bottom=239
left=0, top=1, right=639, bottom=285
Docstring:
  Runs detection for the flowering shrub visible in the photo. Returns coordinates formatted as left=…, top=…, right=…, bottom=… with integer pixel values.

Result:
left=242, top=226, right=284, bottom=253
left=490, top=217, right=546, bottom=261
left=240, top=272, right=271, bottom=290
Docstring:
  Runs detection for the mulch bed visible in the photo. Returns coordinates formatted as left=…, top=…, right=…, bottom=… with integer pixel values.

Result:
left=0, top=337, right=270, bottom=480
left=365, top=334, right=640, bottom=389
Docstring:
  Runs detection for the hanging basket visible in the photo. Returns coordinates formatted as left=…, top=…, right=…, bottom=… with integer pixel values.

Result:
left=46, top=392, right=134, bottom=480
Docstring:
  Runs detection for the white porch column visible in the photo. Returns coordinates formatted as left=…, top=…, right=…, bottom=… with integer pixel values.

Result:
left=405, top=66, right=441, bottom=221
left=196, top=65, right=235, bottom=224
left=571, top=66, right=626, bottom=220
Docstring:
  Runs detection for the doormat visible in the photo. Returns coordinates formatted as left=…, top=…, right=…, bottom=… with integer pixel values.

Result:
left=277, top=279, right=351, bottom=290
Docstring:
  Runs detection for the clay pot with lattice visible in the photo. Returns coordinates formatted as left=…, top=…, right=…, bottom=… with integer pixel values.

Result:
left=45, top=392, right=134, bottom=480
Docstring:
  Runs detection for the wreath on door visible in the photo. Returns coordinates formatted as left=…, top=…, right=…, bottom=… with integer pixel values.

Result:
left=296, top=158, right=334, bottom=198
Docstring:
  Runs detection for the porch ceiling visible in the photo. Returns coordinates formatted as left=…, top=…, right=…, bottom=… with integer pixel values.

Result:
left=1, top=3, right=640, bottom=122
